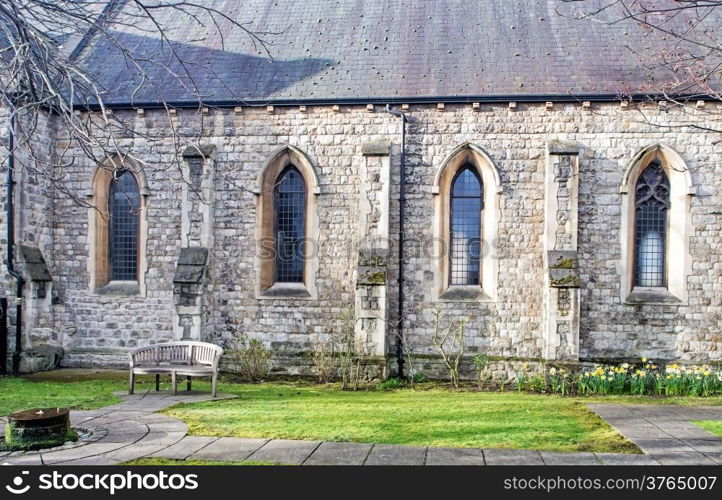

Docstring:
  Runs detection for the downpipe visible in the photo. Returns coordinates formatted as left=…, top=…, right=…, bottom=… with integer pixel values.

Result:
left=6, top=111, right=24, bottom=375
left=385, top=104, right=407, bottom=379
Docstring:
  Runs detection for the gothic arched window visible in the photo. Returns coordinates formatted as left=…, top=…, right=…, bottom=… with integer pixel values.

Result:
left=633, top=161, right=670, bottom=287
left=450, top=166, right=483, bottom=285
left=274, top=166, right=306, bottom=283
left=109, top=170, right=140, bottom=281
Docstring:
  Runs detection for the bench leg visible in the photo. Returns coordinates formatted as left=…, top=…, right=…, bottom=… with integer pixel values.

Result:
left=171, top=371, right=177, bottom=396
left=186, top=376, right=191, bottom=392
left=211, top=372, right=218, bottom=398
left=129, top=371, right=135, bottom=395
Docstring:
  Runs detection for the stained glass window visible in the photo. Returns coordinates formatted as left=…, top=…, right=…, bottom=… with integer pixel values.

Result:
left=275, top=166, right=306, bottom=283
left=634, top=162, right=670, bottom=287
left=450, top=166, right=482, bottom=285
left=109, top=170, right=140, bottom=281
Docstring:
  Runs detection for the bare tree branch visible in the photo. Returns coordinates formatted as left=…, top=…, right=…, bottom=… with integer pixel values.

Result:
left=558, top=0, right=722, bottom=132
left=1, top=0, right=283, bottom=209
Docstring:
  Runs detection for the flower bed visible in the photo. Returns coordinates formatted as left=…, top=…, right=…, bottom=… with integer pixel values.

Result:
left=573, top=359, right=722, bottom=397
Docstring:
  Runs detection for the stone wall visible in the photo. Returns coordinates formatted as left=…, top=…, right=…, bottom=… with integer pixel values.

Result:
left=1, top=101, right=720, bottom=374
left=0, top=107, right=58, bottom=371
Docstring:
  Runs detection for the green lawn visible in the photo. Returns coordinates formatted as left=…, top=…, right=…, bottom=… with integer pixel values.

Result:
left=693, top=420, right=722, bottom=439
left=4, top=369, right=722, bottom=454
left=0, top=369, right=173, bottom=415
left=163, top=383, right=638, bottom=453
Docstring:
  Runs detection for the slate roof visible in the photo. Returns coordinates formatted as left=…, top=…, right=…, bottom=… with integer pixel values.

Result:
left=74, top=0, right=721, bottom=105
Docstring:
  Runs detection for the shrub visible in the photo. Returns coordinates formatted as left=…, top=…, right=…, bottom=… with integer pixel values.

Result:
left=431, top=310, right=469, bottom=388
left=225, top=335, right=272, bottom=381
left=498, top=373, right=509, bottom=392
left=473, top=354, right=491, bottom=390
left=331, top=308, right=359, bottom=389
left=376, top=377, right=403, bottom=390
left=310, top=336, right=336, bottom=384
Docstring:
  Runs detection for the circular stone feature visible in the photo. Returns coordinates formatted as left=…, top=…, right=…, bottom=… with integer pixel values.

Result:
left=5, top=408, right=71, bottom=446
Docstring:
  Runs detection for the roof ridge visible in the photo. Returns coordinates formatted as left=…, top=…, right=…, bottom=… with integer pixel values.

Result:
left=68, top=0, right=127, bottom=62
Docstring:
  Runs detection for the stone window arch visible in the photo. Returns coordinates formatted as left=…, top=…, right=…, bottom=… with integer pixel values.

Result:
left=620, top=144, right=694, bottom=304
left=432, top=143, right=502, bottom=301
left=88, top=157, right=149, bottom=294
left=255, top=145, right=320, bottom=299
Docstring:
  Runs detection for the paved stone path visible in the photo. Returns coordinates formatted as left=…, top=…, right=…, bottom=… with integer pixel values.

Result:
left=589, top=403, right=722, bottom=466
left=2, top=392, right=722, bottom=465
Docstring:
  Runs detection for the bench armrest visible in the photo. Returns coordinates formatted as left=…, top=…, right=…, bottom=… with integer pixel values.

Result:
left=212, top=347, right=224, bottom=371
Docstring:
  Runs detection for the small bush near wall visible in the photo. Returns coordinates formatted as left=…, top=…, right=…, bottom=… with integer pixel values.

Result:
left=224, top=335, right=272, bottom=381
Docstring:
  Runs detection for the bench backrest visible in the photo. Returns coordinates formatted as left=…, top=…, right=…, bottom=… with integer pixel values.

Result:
left=130, top=342, right=223, bottom=368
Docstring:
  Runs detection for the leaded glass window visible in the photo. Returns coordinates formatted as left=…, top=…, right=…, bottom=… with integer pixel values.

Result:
left=109, top=170, right=140, bottom=281
left=450, top=166, right=482, bottom=285
left=634, top=162, right=670, bottom=287
left=274, top=166, right=306, bottom=283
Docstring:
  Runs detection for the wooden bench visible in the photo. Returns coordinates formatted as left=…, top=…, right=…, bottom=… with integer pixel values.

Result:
left=129, top=341, right=223, bottom=397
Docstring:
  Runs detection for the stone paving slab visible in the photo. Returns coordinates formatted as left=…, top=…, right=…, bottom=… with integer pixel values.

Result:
left=134, top=415, right=183, bottom=425
left=303, top=442, right=373, bottom=465
left=104, top=444, right=170, bottom=462
left=650, top=452, right=718, bottom=466
left=425, top=447, right=485, bottom=466
left=654, top=424, right=720, bottom=441
left=613, top=426, right=673, bottom=439
left=2, top=454, right=44, bottom=465
left=364, top=444, right=427, bottom=465
left=246, top=439, right=321, bottom=465
left=628, top=438, right=697, bottom=453
left=483, top=449, right=544, bottom=465
left=594, top=453, right=661, bottom=465
left=42, top=442, right=129, bottom=464
left=540, top=452, right=601, bottom=465
left=150, top=436, right=219, bottom=460
left=97, top=432, right=148, bottom=444
left=136, top=431, right=186, bottom=446
left=144, top=420, right=188, bottom=433
left=188, top=437, right=268, bottom=462
left=54, top=456, right=122, bottom=466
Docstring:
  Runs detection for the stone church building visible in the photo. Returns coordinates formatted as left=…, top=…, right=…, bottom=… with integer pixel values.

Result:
left=1, top=0, right=720, bottom=376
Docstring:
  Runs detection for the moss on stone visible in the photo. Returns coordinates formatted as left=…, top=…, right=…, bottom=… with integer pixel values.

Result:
left=554, top=258, right=578, bottom=269
left=550, top=274, right=581, bottom=287
left=361, top=271, right=386, bottom=284
left=0, top=428, right=77, bottom=452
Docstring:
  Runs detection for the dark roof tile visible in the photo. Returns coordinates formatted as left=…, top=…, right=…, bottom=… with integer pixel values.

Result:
left=74, top=0, right=721, bottom=104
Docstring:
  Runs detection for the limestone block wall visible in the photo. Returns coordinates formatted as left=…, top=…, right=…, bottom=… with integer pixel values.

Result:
left=0, top=101, right=719, bottom=373
left=397, top=102, right=720, bottom=364
left=0, top=108, right=56, bottom=371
